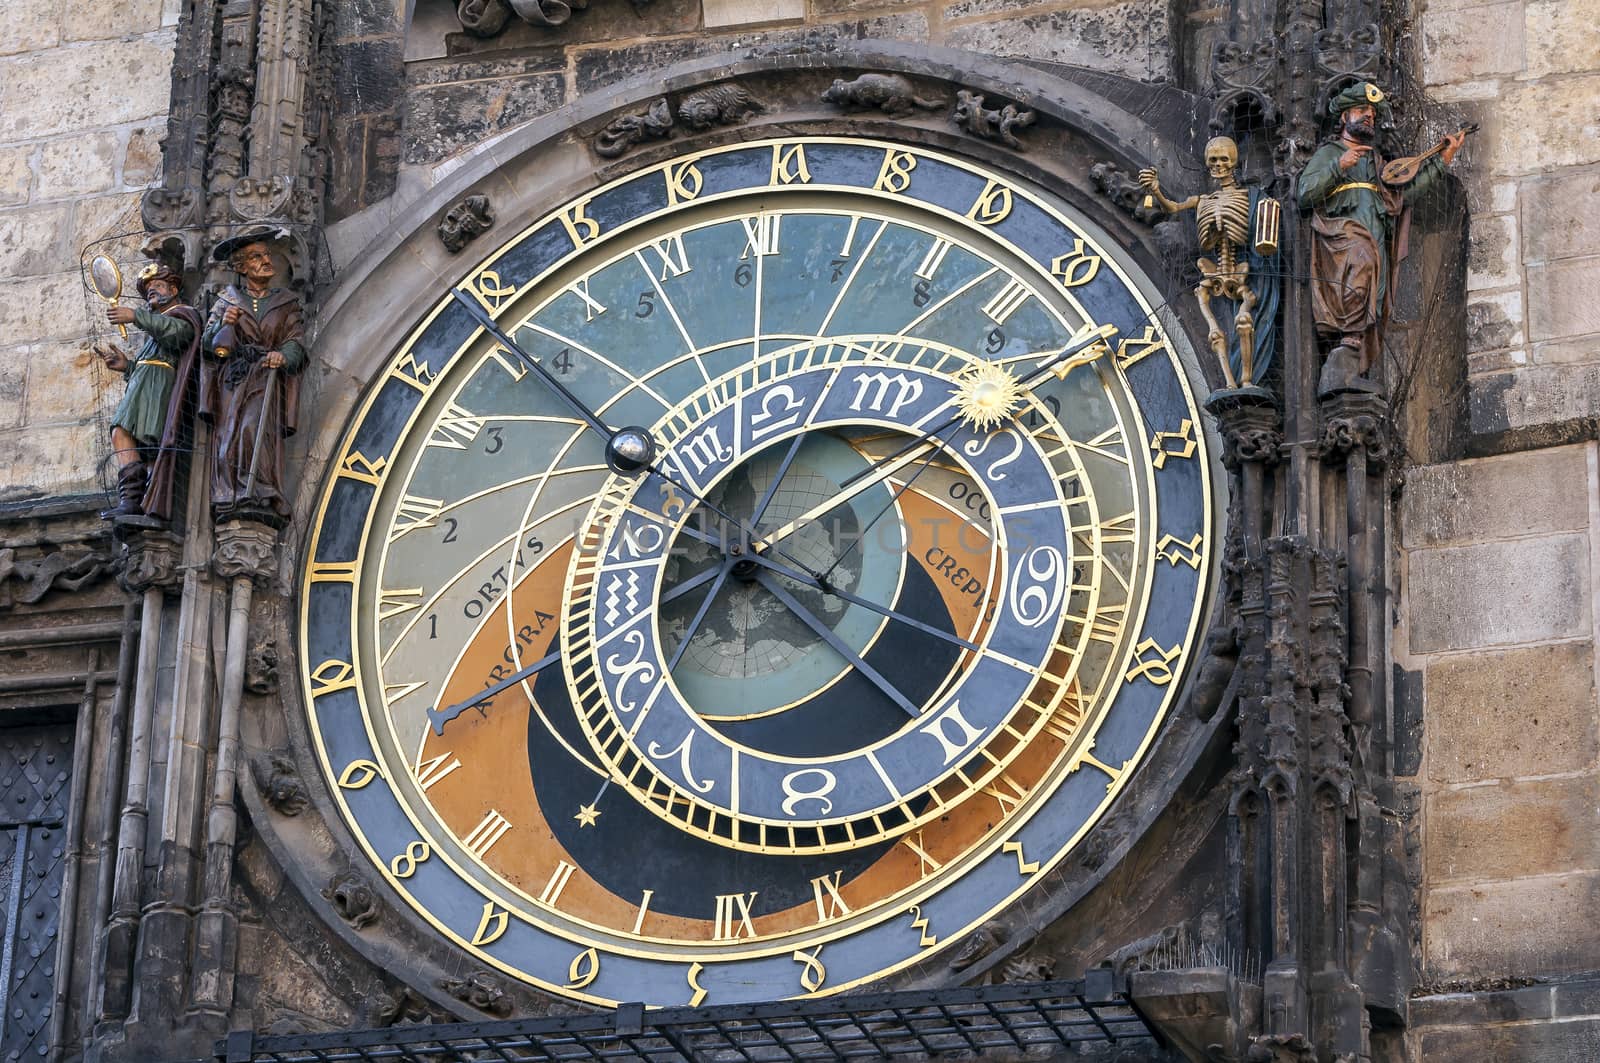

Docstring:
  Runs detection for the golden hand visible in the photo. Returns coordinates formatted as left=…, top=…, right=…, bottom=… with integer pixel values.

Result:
left=750, top=440, right=937, bottom=555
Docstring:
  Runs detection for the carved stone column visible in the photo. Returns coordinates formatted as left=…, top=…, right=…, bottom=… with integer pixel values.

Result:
left=1258, top=536, right=1308, bottom=1042
left=1319, top=395, right=1389, bottom=773
left=95, top=532, right=181, bottom=1030
left=1319, top=391, right=1407, bottom=1027
left=117, top=470, right=221, bottom=1058
left=190, top=521, right=279, bottom=1017
left=1210, top=392, right=1286, bottom=1028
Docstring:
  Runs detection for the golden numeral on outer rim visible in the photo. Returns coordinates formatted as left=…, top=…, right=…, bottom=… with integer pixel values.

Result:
left=391, top=841, right=431, bottom=879
left=560, top=200, right=601, bottom=246
left=874, top=149, right=917, bottom=193
left=908, top=904, right=937, bottom=948
left=1002, top=839, right=1040, bottom=876
left=793, top=947, right=826, bottom=993
left=336, top=760, right=381, bottom=789
left=1125, top=639, right=1182, bottom=685
left=967, top=179, right=1013, bottom=225
left=471, top=901, right=509, bottom=945
left=566, top=948, right=600, bottom=989
left=309, top=659, right=357, bottom=697
left=687, top=962, right=708, bottom=1007
left=771, top=143, right=811, bottom=185
left=666, top=160, right=703, bottom=203
left=1050, top=238, right=1102, bottom=287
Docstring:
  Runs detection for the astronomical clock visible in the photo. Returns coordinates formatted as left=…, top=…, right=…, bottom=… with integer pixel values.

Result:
left=298, top=135, right=1216, bottom=1008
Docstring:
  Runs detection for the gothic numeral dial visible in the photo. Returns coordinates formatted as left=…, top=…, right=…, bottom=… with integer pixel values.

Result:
left=301, top=137, right=1217, bottom=1008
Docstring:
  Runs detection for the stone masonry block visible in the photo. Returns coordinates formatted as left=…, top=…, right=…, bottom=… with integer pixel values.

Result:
left=1420, top=1016, right=1600, bottom=1060
left=1426, top=774, right=1600, bottom=885
left=58, top=0, right=163, bottom=40
left=0, top=272, right=87, bottom=345
left=1466, top=211, right=1518, bottom=292
left=1523, top=167, right=1600, bottom=263
left=0, top=347, right=24, bottom=430
left=121, top=125, right=163, bottom=186
left=0, top=0, right=60, bottom=57
left=943, top=3, right=1170, bottom=81
left=1426, top=871, right=1600, bottom=981
left=703, top=0, right=804, bottom=27
left=1532, top=336, right=1600, bottom=367
left=1527, top=256, right=1600, bottom=343
left=1421, top=0, right=1524, bottom=85
left=35, top=131, right=118, bottom=200
left=403, top=73, right=565, bottom=165
left=0, top=204, right=71, bottom=278
left=1465, top=288, right=1524, bottom=354
left=71, top=190, right=144, bottom=254
left=1401, top=446, right=1591, bottom=548
left=1408, top=535, right=1591, bottom=653
left=0, top=35, right=175, bottom=141
left=1424, top=641, right=1598, bottom=784
left=1409, top=982, right=1554, bottom=1028
left=0, top=145, right=32, bottom=206
left=1487, top=76, right=1600, bottom=175
left=0, top=419, right=103, bottom=502
left=1526, top=0, right=1600, bottom=78
left=1554, top=976, right=1600, bottom=1017
left=24, top=341, right=111, bottom=427
left=1470, top=362, right=1600, bottom=435
left=61, top=0, right=164, bottom=41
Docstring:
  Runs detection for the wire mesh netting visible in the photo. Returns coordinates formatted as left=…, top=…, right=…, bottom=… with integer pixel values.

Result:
left=199, top=979, right=1157, bottom=1063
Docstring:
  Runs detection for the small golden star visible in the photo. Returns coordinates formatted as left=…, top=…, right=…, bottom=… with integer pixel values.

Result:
left=575, top=804, right=601, bottom=827
left=953, top=361, right=1023, bottom=432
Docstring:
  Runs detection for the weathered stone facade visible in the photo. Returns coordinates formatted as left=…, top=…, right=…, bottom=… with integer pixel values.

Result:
left=0, top=1, right=1595, bottom=1060
left=1420, top=0, right=1600, bottom=447
left=0, top=1, right=178, bottom=501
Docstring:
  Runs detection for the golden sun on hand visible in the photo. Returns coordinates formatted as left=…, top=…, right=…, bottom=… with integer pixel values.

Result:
left=953, top=361, right=1024, bottom=432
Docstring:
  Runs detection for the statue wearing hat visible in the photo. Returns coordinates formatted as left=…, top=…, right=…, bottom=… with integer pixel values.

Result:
left=86, top=260, right=203, bottom=520
left=1299, top=81, right=1468, bottom=392
left=200, top=228, right=307, bottom=523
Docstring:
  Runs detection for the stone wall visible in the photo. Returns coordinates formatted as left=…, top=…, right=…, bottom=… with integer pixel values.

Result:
left=1399, top=443, right=1600, bottom=1047
left=0, top=1, right=177, bottom=504
left=326, top=0, right=1176, bottom=256
left=1400, top=0, right=1600, bottom=1050
left=1420, top=0, right=1600, bottom=448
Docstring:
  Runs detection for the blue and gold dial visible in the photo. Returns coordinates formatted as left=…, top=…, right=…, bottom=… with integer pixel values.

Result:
left=300, top=137, right=1216, bottom=1008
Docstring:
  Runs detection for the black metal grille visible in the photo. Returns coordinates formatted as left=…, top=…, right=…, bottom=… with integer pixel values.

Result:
left=208, top=978, right=1156, bottom=1062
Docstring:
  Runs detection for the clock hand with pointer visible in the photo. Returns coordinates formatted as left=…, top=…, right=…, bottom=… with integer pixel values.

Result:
left=432, top=295, right=1114, bottom=734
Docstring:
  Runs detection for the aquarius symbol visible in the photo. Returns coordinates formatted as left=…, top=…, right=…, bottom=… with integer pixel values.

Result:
left=602, top=572, right=642, bottom=627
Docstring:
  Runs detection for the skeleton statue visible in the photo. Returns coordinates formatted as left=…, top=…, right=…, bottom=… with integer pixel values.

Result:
left=1140, top=137, right=1281, bottom=389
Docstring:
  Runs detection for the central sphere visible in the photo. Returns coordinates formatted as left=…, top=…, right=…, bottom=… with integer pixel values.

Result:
left=606, top=427, right=656, bottom=473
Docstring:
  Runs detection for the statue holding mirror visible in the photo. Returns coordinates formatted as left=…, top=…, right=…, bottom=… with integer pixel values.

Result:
left=84, top=256, right=204, bottom=521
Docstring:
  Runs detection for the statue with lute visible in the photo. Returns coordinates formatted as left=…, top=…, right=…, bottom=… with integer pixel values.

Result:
left=1298, top=81, right=1472, bottom=394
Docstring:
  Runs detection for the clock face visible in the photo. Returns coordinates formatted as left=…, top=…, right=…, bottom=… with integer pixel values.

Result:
left=300, top=137, right=1215, bottom=1008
